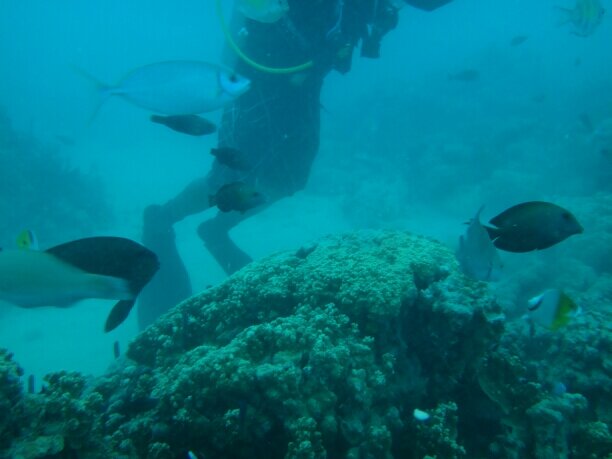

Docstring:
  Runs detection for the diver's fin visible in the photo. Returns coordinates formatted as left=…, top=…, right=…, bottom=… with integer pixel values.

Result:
left=105, top=300, right=136, bottom=332
left=71, top=66, right=113, bottom=125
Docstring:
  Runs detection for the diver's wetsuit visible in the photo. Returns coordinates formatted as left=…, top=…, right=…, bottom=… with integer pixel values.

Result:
left=139, top=0, right=453, bottom=330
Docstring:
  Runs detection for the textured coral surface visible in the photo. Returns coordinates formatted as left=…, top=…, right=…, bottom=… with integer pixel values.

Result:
left=1, top=230, right=610, bottom=459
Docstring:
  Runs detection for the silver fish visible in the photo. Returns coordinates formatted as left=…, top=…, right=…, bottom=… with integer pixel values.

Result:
left=79, top=60, right=251, bottom=117
left=456, top=206, right=503, bottom=282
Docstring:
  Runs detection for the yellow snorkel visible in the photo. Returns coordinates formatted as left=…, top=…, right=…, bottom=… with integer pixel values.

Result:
left=215, top=0, right=313, bottom=75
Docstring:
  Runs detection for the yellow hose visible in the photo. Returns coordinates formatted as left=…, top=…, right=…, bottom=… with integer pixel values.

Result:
left=215, top=0, right=313, bottom=74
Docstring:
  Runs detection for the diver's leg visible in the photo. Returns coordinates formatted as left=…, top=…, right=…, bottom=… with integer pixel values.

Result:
left=138, top=176, right=211, bottom=330
left=197, top=205, right=269, bottom=276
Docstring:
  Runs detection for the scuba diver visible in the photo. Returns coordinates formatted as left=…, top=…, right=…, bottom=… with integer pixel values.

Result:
left=138, top=0, right=454, bottom=329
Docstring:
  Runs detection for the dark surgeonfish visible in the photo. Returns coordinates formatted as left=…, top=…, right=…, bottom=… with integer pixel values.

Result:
left=456, top=206, right=503, bottom=282
left=150, top=114, right=217, bottom=136
left=484, top=201, right=583, bottom=252
left=210, top=147, right=252, bottom=171
left=0, top=237, right=159, bottom=332
left=209, top=182, right=267, bottom=213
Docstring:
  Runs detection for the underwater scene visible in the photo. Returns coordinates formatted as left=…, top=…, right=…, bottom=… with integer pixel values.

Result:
left=0, top=0, right=611, bottom=457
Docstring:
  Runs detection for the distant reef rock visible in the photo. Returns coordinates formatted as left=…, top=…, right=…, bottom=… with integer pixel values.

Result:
left=1, top=230, right=610, bottom=459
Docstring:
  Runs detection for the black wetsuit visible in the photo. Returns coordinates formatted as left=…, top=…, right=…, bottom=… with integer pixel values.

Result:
left=139, top=0, right=452, bottom=329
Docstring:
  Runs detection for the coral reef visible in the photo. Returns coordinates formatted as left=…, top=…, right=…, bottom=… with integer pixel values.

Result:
left=0, top=230, right=610, bottom=458
left=0, top=350, right=25, bottom=452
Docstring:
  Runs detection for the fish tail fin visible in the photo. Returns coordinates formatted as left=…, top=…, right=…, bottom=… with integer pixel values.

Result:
left=71, top=65, right=113, bottom=125
left=87, top=274, right=135, bottom=301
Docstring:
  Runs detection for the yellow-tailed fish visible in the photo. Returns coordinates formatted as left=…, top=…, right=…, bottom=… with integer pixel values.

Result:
left=527, top=289, right=581, bottom=330
left=16, top=229, right=38, bottom=250
left=556, top=0, right=605, bottom=37
left=0, top=236, right=159, bottom=332
left=236, top=0, right=289, bottom=23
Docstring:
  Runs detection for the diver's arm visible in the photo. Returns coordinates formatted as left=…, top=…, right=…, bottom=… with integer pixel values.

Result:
left=403, top=0, right=453, bottom=11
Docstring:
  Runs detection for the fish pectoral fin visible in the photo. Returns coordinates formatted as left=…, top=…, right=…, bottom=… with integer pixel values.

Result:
left=105, top=300, right=135, bottom=332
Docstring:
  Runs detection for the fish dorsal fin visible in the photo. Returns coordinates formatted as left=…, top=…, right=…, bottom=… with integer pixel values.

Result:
left=474, top=205, right=485, bottom=223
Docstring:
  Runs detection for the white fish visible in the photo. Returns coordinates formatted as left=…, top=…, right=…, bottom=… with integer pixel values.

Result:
left=79, top=60, right=251, bottom=117
left=413, top=408, right=430, bottom=421
left=527, top=289, right=581, bottom=330
left=456, top=206, right=503, bottom=282
left=0, top=250, right=132, bottom=308
left=236, top=0, right=289, bottom=23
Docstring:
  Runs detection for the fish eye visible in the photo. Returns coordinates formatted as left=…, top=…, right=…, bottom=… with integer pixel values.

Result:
left=229, top=74, right=239, bottom=83
left=561, top=212, right=572, bottom=220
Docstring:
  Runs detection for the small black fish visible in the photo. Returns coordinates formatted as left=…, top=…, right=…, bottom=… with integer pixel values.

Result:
left=210, top=147, right=252, bottom=171
left=209, top=182, right=267, bottom=213
left=448, top=69, right=480, bottom=82
left=510, top=35, right=528, bottom=46
left=484, top=201, right=583, bottom=253
left=150, top=114, right=217, bottom=136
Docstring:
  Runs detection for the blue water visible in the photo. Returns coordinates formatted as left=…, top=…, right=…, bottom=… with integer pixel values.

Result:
left=0, top=0, right=610, bottom=387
